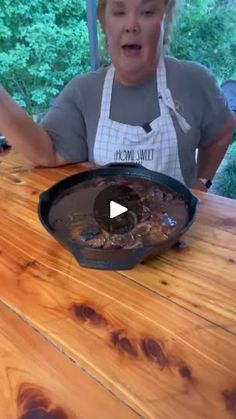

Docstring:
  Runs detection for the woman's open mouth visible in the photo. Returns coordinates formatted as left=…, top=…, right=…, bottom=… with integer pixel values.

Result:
left=121, top=44, right=142, bottom=57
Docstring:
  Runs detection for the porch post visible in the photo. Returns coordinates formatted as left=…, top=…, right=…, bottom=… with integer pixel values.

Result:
left=86, top=0, right=100, bottom=70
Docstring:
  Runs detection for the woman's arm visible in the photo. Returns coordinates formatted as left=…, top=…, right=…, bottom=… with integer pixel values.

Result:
left=0, top=86, right=66, bottom=167
left=195, top=114, right=235, bottom=191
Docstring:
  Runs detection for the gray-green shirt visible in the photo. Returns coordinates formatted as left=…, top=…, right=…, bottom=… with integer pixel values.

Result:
left=40, top=55, right=231, bottom=187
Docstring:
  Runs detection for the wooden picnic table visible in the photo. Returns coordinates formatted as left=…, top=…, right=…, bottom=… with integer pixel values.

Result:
left=0, top=150, right=236, bottom=419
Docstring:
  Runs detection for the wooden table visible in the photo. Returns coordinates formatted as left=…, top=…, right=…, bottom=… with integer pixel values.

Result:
left=0, top=151, right=236, bottom=419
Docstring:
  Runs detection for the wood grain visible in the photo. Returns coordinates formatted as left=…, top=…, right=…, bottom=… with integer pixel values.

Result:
left=0, top=203, right=236, bottom=418
left=0, top=151, right=236, bottom=418
left=118, top=219, right=236, bottom=332
left=0, top=302, right=137, bottom=419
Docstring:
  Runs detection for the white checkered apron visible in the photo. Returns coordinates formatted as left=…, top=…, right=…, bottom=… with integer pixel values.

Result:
left=93, top=56, right=191, bottom=184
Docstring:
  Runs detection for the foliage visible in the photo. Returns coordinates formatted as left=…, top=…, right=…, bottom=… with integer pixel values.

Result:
left=0, top=0, right=90, bottom=115
left=170, top=0, right=236, bottom=83
left=214, top=142, right=236, bottom=199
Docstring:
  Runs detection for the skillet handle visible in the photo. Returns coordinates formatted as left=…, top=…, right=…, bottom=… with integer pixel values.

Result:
left=104, top=162, right=144, bottom=169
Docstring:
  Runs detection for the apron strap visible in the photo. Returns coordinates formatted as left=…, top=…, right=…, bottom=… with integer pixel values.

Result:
left=157, top=57, right=191, bottom=134
left=99, top=65, right=115, bottom=118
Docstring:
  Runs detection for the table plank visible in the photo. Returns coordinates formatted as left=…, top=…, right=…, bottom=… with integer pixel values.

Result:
left=118, top=221, right=236, bottom=332
left=0, top=223, right=236, bottom=418
left=199, top=192, right=236, bottom=235
left=1, top=151, right=236, bottom=418
left=0, top=302, right=138, bottom=419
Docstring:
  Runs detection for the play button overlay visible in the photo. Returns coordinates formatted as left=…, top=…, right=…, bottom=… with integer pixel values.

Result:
left=110, top=201, right=128, bottom=219
left=94, top=184, right=143, bottom=234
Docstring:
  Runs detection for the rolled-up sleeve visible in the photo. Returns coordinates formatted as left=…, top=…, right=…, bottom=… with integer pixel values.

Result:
left=39, top=77, right=88, bottom=163
left=199, top=67, right=233, bottom=147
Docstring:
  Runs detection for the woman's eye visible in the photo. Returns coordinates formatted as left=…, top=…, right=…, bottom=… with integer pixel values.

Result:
left=142, top=10, right=154, bottom=15
left=112, top=11, right=125, bottom=16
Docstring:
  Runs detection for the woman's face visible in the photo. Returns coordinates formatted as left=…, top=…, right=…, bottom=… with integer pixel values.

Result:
left=104, top=0, right=166, bottom=85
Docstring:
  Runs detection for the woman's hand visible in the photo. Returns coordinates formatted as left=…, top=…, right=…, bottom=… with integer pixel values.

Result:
left=193, top=178, right=209, bottom=192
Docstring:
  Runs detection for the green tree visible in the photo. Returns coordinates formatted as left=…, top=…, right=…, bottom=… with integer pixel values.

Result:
left=0, top=0, right=90, bottom=115
left=170, top=0, right=236, bottom=83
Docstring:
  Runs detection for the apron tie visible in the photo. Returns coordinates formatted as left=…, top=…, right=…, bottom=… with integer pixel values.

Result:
left=160, top=88, right=191, bottom=134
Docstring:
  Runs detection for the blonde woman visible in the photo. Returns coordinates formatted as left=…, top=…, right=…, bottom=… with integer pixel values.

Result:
left=0, top=0, right=234, bottom=190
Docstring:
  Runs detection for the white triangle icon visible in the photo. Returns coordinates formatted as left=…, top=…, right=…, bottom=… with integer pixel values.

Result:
left=110, top=201, right=128, bottom=219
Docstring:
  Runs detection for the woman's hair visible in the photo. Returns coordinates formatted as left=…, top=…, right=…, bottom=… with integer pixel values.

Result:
left=97, top=0, right=177, bottom=48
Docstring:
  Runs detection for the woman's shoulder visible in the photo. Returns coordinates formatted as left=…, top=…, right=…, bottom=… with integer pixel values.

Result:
left=55, top=66, right=108, bottom=109
left=67, top=66, right=108, bottom=92
left=165, top=55, right=217, bottom=87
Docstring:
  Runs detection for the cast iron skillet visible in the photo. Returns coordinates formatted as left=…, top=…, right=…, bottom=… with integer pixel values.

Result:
left=38, top=163, right=199, bottom=270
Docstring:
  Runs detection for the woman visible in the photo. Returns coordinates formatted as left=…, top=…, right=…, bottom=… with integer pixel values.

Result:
left=0, top=0, right=234, bottom=190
